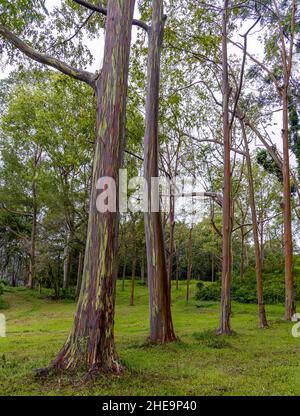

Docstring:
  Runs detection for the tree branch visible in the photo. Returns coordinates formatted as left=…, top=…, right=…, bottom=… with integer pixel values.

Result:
left=46, top=11, right=95, bottom=52
left=181, top=131, right=246, bottom=156
left=0, top=24, right=97, bottom=89
left=73, top=0, right=149, bottom=33
left=229, top=38, right=282, bottom=92
left=229, top=17, right=261, bottom=130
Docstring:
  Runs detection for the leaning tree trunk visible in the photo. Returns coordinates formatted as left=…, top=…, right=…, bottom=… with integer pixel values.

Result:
left=219, top=0, right=232, bottom=335
left=143, top=0, right=176, bottom=343
left=241, top=121, right=268, bottom=328
left=43, top=0, right=135, bottom=375
left=282, top=89, right=295, bottom=321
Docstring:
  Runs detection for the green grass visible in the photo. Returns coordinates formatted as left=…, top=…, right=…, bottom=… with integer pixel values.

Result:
left=1, top=280, right=300, bottom=396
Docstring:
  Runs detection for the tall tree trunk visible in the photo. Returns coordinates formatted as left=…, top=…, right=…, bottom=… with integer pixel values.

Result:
left=241, top=121, right=268, bottom=328
left=175, top=248, right=180, bottom=290
left=168, top=195, right=175, bottom=284
left=282, top=89, right=295, bottom=320
left=28, top=178, right=37, bottom=289
left=11, top=257, right=16, bottom=287
left=141, top=256, right=145, bottom=285
left=44, top=0, right=135, bottom=375
left=63, top=232, right=73, bottom=291
left=122, top=255, right=126, bottom=292
left=211, top=252, right=215, bottom=282
left=219, top=0, right=232, bottom=335
left=245, top=240, right=249, bottom=269
left=75, top=251, right=83, bottom=298
left=186, top=227, right=193, bottom=303
left=130, top=256, right=136, bottom=306
left=143, top=0, right=176, bottom=343
left=259, top=201, right=264, bottom=269
left=240, top=230, right=244, bottom=279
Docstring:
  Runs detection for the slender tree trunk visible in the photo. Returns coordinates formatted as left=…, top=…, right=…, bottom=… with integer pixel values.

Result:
left=11, top=257, right=16, bottom=287
left=282, top=89, right=295, bottom=320
left=122, top=255, right=126, bottom=292
left=28, top=178, right=37, bottom=289
left=219, top=0, right=232, bottom=335
left=130, top=256, right=136, bottom=306
left=211, top=252, right=215, bottom=282
left=186, top=227, right=193, bottom=302
left=63, top=232, right=73, bottom=291
left=143, top=0, right=176, bottom=343
left=211, top=213, right=215, bottom=282
left=75, top=251, right=83, bottom=298
left=175, top=248, right=180, bottom=290
left=240, top=230, right=244, bottom=279
left=141, top=256, right=145, bottom=285
left=241, top=121, right=268, bottom=328
left=168, top=195, right=175, bottom=284
left=259, top=205, right=264, bottom=269
left=245, top=241, right=249, bottom=269
left=44, top=0, right=135, bottom=375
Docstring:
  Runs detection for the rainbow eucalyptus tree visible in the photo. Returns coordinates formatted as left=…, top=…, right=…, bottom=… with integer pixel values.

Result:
left=143, top=0, right=176, bottom=343
left=0, top=0, right=146, bottom=374
left=218, top=0, right=232, bottom=335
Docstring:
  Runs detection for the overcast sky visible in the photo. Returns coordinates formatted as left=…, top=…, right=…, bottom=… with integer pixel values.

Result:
left=0, top=0, right=295, bottom=162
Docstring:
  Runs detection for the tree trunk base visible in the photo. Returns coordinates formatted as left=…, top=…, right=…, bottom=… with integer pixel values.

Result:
left=147, top=334, right=177, bottom=344
left=284, top=314, right=295, bottom=322
left=217, top=328, right=232, bottom=336
left=284, top=301, right=296, bottom=321
left=35, top=342, right=123, bottom=380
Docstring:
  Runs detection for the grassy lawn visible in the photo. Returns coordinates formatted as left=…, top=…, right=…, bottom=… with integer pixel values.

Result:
left=1, top=280, right=300, bottom=396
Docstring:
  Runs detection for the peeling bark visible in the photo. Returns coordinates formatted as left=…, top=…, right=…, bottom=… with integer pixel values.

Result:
left=42, top=0, right=136, bottom=375
left=218, top=0, right=232, bottom=335
left=143, top=0, right=176, bottom=343
left=241, top=121, right=268, bottom=328
left=282, top=89, right=295, bottom=320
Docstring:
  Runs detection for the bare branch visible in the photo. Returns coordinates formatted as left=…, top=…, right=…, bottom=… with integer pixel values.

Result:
left=73, top=0, right=149, bottom=33
left=181, top=131, right=246, bottom=156
left=229, top=17, right=261, bottom=130
left=229, top=38, right=282, bottom=92
left=46, top=11, right=95, bottom=52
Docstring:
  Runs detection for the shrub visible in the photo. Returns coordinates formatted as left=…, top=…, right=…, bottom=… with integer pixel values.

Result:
left=195, top=281, right=220, bottom=301
left=195, top=270, right=300, bottom=305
